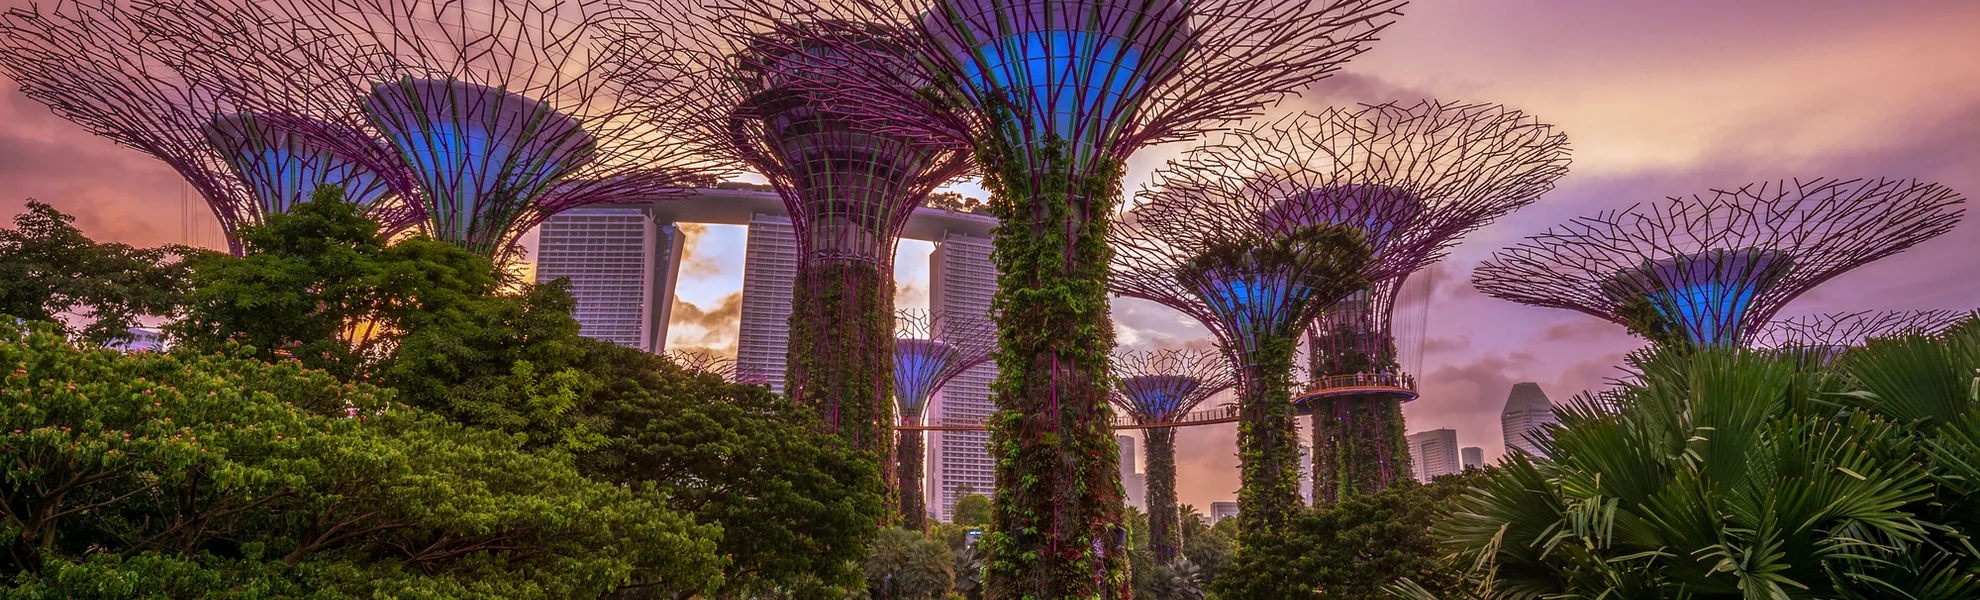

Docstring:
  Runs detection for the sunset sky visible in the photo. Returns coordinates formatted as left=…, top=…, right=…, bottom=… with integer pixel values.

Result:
left=3, top=0, right=1977, bottom=510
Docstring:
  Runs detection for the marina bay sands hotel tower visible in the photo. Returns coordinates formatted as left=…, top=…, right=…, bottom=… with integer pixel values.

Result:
left=535, top=187, right=1000, bottom=520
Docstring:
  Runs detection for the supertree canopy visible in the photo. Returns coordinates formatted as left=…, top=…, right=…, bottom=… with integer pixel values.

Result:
left=700, top=0, right=1405, bottom=590
left=1474, top=178, right=1965, bottom=350
left=1108, top=349, right=1233, bottom=563
left=0, top=0, right=418, bottom=253
left=892, top=310, right=996, bottom=530
left=663, top=349, right=767, bottom=384
left=1195, top=103, right=1570, bottom=504
left=624, top=15, right=970, bottom=480
left=1112, top=181, right=1389, bottom=547
left=159, top=0, right=733, bottom=260
left=1753, top=309, right=1966, bottom=355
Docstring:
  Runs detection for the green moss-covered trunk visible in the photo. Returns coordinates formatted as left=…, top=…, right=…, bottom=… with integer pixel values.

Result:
left=1144, top=427, right=1180, bottom=563
left=977, top=136, right=1130, bottom=599
left=898, top=428, right=926, bottom=531
left=787, top=260, right=896, bottom=495
left=1236, top=338, right=1304, bottom=538
left=1311, top=395, right=1411, bottom=505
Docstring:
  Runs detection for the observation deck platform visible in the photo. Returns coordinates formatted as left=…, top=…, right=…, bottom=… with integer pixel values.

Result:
left=896, top=405, right=1241, bottom=432
left=1292, top=373, right=1418, bottom=413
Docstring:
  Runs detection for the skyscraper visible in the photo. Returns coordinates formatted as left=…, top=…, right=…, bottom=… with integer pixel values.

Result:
left=1118, top=434, right=1147, bottom=511
left=736, top=214, right=799, bottom=394
left=1461, top=446, right=1484, bottom=469
left=1210, top=502, right=1240, bottom=525
left=535, top=207, right=684, bottom=352
left=927, top=232, right=999, bottom=521
left=1408, top=429, right=1460, bottom=482
left=1501, top=382, right=1558, bottom=458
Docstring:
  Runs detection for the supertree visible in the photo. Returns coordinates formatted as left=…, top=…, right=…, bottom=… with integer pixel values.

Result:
left=1474, top=178, right=1964, bottom=351
left=0, top=0, right=418, bottom=254
left=1108, top=349, right=1233, bottom=563
left=699, top=0, right=1405, bottom=592
left=618, top=14, right=970, bottom=478
left=1244, top=103, right=1571, bottom=505
left=1754, top=309, right=1967, bottom=356
left=663, top=349, right=769, bottom=384
left=892, top=310, right=997, bottom=530
left=157, top=0, right=733, bottom=261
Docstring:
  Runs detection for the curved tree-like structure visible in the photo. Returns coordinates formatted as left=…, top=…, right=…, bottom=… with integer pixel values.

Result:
left=1108, top=349, right=1233, bottom=563
left=1753, top=309, right=1966, bottom=354
left=892, top=310, right=997, bottom=530
left=1192, top=103, right=1569, bottom=505
left=699, top=0, right=1405, bottom=590
left=1113, top=197, right=1388, bottom=546
left=0, top=0, right=417, bottom=253
left=663, top=349, right=768, bottom=384
left=163, top=0, right=733, bottom=261
left=1475, top=178, right=1964, bottom=350
left=624, top=17, right=969, bottom=478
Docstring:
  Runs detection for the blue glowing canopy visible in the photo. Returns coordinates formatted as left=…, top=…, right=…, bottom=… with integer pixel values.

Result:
left=1118, top=374, right=1203, bottom=420
left=929, top=0, right=1191, bottom=158
left=894, top=338, right=959, bottom=419
left=201, top=113, right=395, bottom=216
left=361, top=78, right=597, bottom=249
left=1262, top=185, right=1423, bottom=252
left=1604, top=248, right=1790, bottom=346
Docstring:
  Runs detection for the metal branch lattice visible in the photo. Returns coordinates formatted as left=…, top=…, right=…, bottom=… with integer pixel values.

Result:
left=1109, top=349, right=1235, bottom=426
left=663, top=349, right=766, bottom=384
left=1753, top=309, right=1966, bottom=351
left=1109, top=347, right=1231, bottom=564
left=155, top=0, right=735, bottom=260
left=0, top=0, right=416, bottom=252
left=893, top=310, right=998, bottom=424
left=700, top=0, right=1404, bottom=182
left=892, top=309, right=996, bottom=530
left=1474, top=178, right=1965, bottom=348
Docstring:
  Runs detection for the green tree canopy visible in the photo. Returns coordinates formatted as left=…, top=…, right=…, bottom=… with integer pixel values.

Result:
left=858, top=527, right=954, bottom=600
left=951, top=493, right=992, bottom=528
left=574, top=341, right=887, bottom=598
left=0, top=200, right=197, bottom=345
left=173, top=186, right=500, bottom=379
left=0, top=321, right=723, bottom=599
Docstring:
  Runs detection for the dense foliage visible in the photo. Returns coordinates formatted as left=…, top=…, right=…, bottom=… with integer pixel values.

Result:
left=786, top=260, right=896, bottom=478
left=174, top=186, right=501, bottom=380
left=0, top=200, right=196, bottom=345
left=0, top=322, right=722, bottom=598
left=857, top=527, right=955, bottom=599
left=8, top=195, right=891, bottom=598
left=1212, top=476, right=1471, bottom=599
left=974, top=131, right=1130, bottom=598
left=1411, top=318, right=1980, bottom=599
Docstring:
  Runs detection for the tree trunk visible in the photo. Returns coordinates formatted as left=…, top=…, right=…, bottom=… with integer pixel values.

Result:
left=1235, top=338, right=1303, bottom=540
left=897, top=427, right=926, bottom=531
left=1145, top=427, right=1180, bottom=563
left=787, top=260, right=897, bottom=497
left=1311, top=394, right=1410, bottom=505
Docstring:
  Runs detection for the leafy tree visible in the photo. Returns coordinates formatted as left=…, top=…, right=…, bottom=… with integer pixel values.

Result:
left=0, top=321, right=723, bottom=598
left=1210, top=476, right=1471, bottom=599
left=173, top=186, right=500, bottom=379
left=1412, top=326, right=1980, bottom=599
left=951, top=493, right=992, bottom=527
left=0, top=200, right=196, bottom=345
left=574, top=341, right=887, bottom=599
left=858, top=527, right=954, bottom=600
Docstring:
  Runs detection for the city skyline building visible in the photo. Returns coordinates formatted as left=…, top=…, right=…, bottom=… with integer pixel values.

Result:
left=535, top=207, right=684, bottom=352
left=927, top=232, right=1000, bottom=523
left=736, top=214, right=799, bottom=394
left=1118, top=435, right=1147, bottom=511
left=1462, top=446, right=1484, bottom=470
left=1408, top=429, right=1460, bottom=482
left=1502, top=382, right=1558, bottom=458
left=1210, top=502, right=1241, bottom=526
